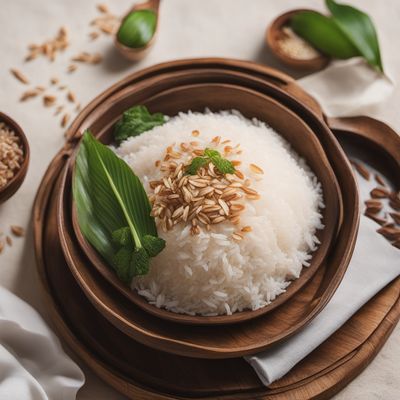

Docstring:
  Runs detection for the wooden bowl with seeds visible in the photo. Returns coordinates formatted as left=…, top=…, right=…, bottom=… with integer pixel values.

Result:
left=64, top=81, right=341, bottom=326
left=0, top=112, right=30, bottom=204
left=266, top=9, right=330, bottom=71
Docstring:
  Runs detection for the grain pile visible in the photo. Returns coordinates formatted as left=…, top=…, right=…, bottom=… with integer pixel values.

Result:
left=0, top=122, right=24, bottom=189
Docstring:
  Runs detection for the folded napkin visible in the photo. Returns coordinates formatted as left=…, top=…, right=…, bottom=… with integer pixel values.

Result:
left=246, top=174, right=400, bottom=385
left=298, top=58, right=394, bottom=117
left=0, top=287, right=85, bottom=400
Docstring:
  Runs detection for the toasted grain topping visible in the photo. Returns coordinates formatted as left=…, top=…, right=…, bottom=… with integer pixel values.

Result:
left=72, top=52, right=103, bottom=64
left=365, top=211, right=387, bottom=226
left=232, top=232, right=243, bottom=241
left=191, top=130, right=200, bottom=137
left=0, top=240, right=4, bottom=254
left=50, top=77, right=59, bottom=85
left=377, top=226, right=400, bottom=241
left=374, top=174, right=386, bottom=187
left=249, top=163, right=264, bottom=174
left=6, top=236, right=12, bottom=246
left=67, top=64, right=77, bottom=73
left=241, top=226, right=252, bottom=232
left=390, top=212, right=400, bottom=225
left=67, top=91, right=76, bottom=103
left=20, top=89, right=40, bottom=102
left=150, top=138, right=260, bottom=238
left=97, top=3, right=109, bottom=13
left=10, top=68, right=30, bottom=84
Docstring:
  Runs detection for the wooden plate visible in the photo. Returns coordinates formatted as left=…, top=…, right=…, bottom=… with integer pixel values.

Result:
left=33, top=113, right=400, bottom=399
left=49, top=62, right=359, bottom=358
left=68, top=82, right=341, bottom=325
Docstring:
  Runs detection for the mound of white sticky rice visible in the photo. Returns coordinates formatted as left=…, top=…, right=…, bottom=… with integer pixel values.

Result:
left=115, top=110, right=324, bottom=316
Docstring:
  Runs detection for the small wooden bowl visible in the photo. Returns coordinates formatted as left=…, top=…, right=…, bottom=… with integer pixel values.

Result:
left=114, top=0, right=160, bottom=61
left=0, top=112, right=30, bottom=204
left=266, top=9, right=330, bottom=71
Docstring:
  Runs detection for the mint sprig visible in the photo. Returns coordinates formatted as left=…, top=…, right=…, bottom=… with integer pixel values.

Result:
left=186, top=148, right=235, bottom=175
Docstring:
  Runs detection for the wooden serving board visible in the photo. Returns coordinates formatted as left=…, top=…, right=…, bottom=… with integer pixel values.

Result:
left=33, top=118, right=400, bottom=400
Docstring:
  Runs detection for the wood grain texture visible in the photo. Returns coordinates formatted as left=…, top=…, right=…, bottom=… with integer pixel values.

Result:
left=32, top=110, right=400, bottom=399
left=266, top=9, right=330, bottom=71
left=0, top=111, right=30, bottom=203
left=68, top=82, right=341, bottom=326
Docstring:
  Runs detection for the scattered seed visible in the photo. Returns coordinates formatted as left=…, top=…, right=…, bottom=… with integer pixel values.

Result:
left=374, top=174, right=386, bottom=186
left=10, top=225, right=25, bottom=237
left=67, top=64, right=77, bottom=73
left=43, top=95, right=56, bottom=107
left=241, top=226, right=252, bottom=232
left=61, top=113, right=70, bottom=128
left=232, top=232, right=243, bottom=242
left=10, top=68, right=29, bottom=84
left=390, top=212, right=400, bottom=225
left=191, top=130, right=200, bottom=137
left=0, top=241, right=4, bottom=254
left=20, top=89, right=39, bottom=102
left=370, top=187, right=390, bottom=199
left=392, top=240, right=400, bottom=249
left=365, top=212, right=387, bottom=226
left=67, top=91, right=76, bottom=103
left=377, top=226, right=400, bottom=241
left=350, top=160, right=370, bottom=180
left=6, top=236, right=12, bottom=246
left=97, top=3, right=109, bottom=13
left=50, top=76, right=59, bottom=85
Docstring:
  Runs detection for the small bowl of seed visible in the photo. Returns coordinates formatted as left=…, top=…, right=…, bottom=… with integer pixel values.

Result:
left=266, top=9, right=330, bottom=71
left=0, top=112, right=30, bottom=204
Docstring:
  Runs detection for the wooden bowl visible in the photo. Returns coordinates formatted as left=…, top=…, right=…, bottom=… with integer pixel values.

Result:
left=114, top=0, right=160, bottom=61
left=266, top=9, right=330, bottom=71
left=67, top=82, right=340, bottom=325
left=33, top=111, right=398, bottom=397
left=0, top=112, right=30, bottom=204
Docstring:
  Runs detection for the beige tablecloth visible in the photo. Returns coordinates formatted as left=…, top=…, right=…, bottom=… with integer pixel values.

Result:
left=0, top=0, right=399, bottom=399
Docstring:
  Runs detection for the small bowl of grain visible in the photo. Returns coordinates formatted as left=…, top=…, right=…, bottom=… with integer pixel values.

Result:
left=0, top=112, right=29, bottom=204
left=266, top=9, right=330, bottom=71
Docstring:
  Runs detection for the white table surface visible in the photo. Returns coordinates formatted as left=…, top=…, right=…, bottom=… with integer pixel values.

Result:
left=0, top=1, right=399, bottom=399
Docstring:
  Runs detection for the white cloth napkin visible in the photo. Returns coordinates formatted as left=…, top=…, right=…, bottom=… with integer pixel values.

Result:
left=246, top=174, right=400, bottom=386
left=0, top=287, right=85, bottom=400
left=298, top=58, right=394, bottom=117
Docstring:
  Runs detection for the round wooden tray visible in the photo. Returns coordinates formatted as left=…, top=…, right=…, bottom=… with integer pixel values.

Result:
left=33, top=114, right=400, bottom=399
left=48, top=61, right=359, bottom=357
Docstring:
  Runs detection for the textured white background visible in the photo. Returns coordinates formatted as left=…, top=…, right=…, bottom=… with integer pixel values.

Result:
left=0, top=0, right=399, bottom=399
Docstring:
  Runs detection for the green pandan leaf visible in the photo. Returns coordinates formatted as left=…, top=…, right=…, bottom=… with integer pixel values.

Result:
left=326, top=0, right=383, bottom=72
left=73, top=131, right=163, bottom=282
left=291, top=11, right=360, bottom=59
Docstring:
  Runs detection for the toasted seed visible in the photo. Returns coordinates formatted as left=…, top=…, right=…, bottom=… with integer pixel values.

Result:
left=365, top=202, right=382, bottom=214
left=249, top=163, right=264, bottom=174
left=351, top=160, right=370, bottom=180
left=232, top=232, right=243, bottom=241
left=67, top=90, right=76, bottom=103
left=392, top=239, right=400, bottom=249
left=241, top=226, right=252, bottom=232
left=377, top=226, right=400, bottom=241
left=89, top=31, right=100, bottom=40
left=191, top=130, right=200, bottom=137
left=61, top=113, right=70, bottom=128
left=218, top=198, right=229, bottom=215
left=211, top=215, right=226, bottom=224
left=231, top=160, right=241, bottom=166
left=246, top=194, right=261, bottom=200
left=6, top=236, right=12, bottom=246
left=0, top=240, right=4, bottom=253
left=390, top=212, right=400, bottom=225
left=365, top=212, right=387, bottom=226
left=10, top=68, right=29, bottom=84
left=390, top=199, right=400, bottom=211
left=97, top=3, right=109, bottom=13
left=370, top=187, right=390, bottom=199
left=43, top=95, right=56, bottom=107
left=211, top=136, right=221, bottom=145
left=67, top=64, right=77, bottom=73
left=374, top=174, right=386, bottom=186
left=234, top=170, right=244, bottom=180
left=50, top=76, right=59, bottom=85
left=10, top=225, right=25, bottom=237
left=20, top=89, right=39, bottom=102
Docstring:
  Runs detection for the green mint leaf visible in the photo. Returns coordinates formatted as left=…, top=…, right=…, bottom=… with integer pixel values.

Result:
left=132, top=247, right=150, bottom=276
left=210, top=155, right=235, bottom=174
left=291, top=11, right=359, bottom=59
left=142, top=235, right=166, bottom=257
left=117, top=10, right=157, bottom=48
left=326, top=0, right=383, bottom=72
left=113, top=247, right=135, bottom=284
left=204, top=148, right=220, bottom=158
left=186, top=156, right=208, bottom=175
left=114, top=105, right=165, bottom=144
left=112, top=227, right=133, bottom=247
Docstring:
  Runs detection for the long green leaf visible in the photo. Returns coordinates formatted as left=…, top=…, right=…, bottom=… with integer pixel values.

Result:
left=73, top=131, right=159, bottom=279
left=326, top=0, right=383, bottom=72
left=291, top=11, right=359, bottom=59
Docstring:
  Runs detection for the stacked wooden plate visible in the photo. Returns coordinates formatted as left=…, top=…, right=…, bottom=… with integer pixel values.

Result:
left=33, top=58, right=400, bottom=399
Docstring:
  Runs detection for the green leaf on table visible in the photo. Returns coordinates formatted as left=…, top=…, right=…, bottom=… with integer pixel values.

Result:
left=291, top=11, right=360, bottom=59
left=114, top=105, right=165, bottom=144
left=73, top=131, right=165, bottom=284
left=326, top=0, right=383, bottom=72
left=142, top=234, right=166, bottom=257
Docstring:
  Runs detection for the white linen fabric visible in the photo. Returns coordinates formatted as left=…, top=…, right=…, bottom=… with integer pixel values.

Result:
left=0, top=287, right=85, bottom=400
left=298, top=58, right=394, bottom=117
left=246, top=172, right=400, bottom=385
